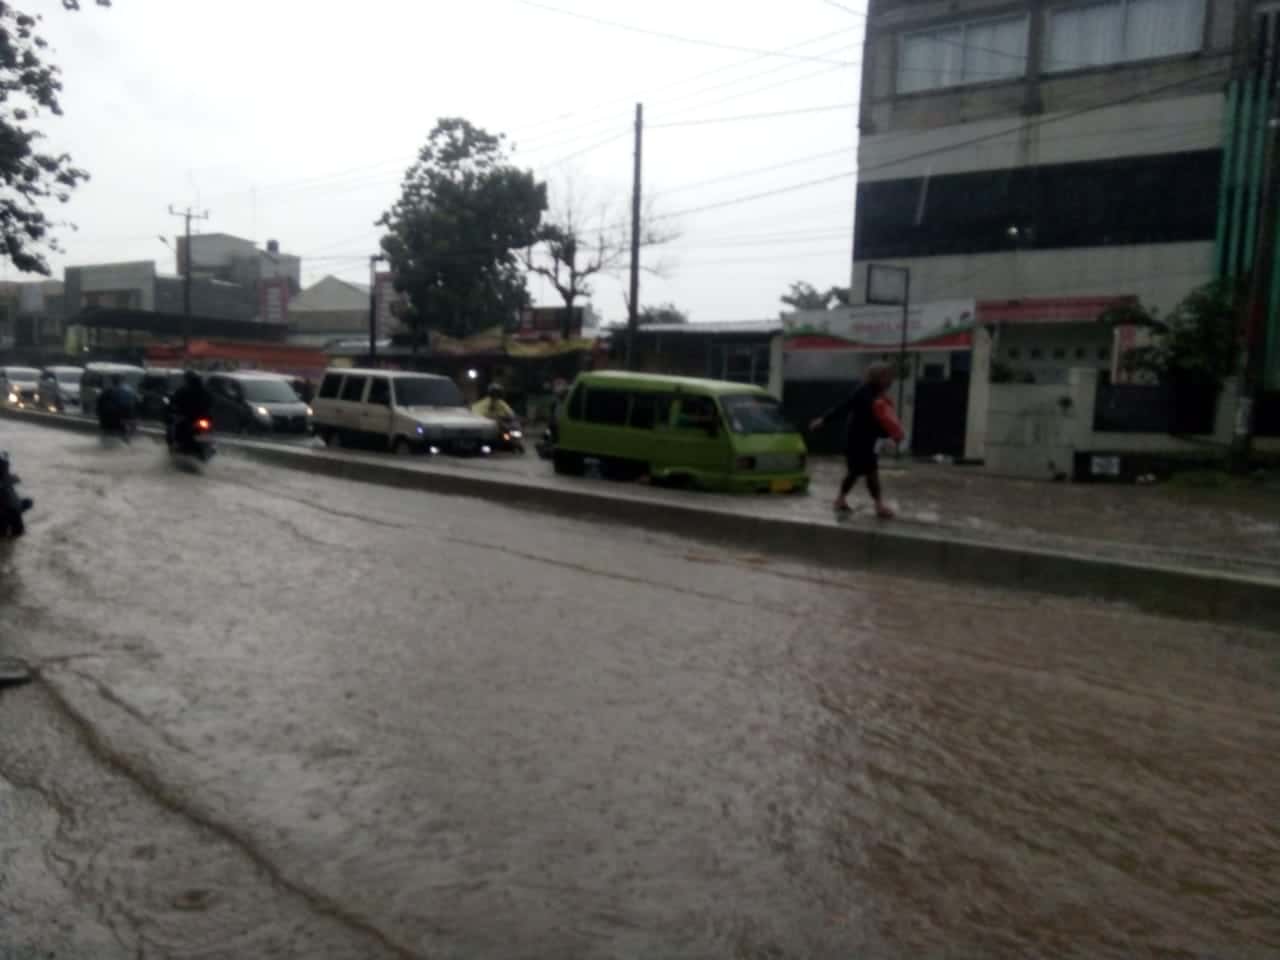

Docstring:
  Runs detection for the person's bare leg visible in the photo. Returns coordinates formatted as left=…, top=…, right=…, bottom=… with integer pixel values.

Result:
left=835, top=468, right=856, bottom=512
left=867, top=465, right=894, bottom=518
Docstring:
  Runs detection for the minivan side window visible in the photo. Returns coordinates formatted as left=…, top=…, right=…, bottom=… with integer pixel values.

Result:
left=630, top=393, right=671, bottom=430
left=567, top=384, right=584, bottom=420
left=340, top=375, right=368, bottom=402
left=675, top=394, right=717, bottom=431
left=318, top=374, right=343, bottom=399
left=367, top=378, right=391, bottom=406
left=584, top=388, right=629, bottom=425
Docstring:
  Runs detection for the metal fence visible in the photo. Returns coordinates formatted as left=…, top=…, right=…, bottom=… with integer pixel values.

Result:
left=1093, top=383, right=1218, bottom=435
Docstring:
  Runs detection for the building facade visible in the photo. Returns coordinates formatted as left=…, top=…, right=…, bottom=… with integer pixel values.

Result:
left=853, top=0, right=1243, bottom=373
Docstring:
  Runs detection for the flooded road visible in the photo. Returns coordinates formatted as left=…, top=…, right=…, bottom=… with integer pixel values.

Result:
left=1, top=421, right=1277, bottom=958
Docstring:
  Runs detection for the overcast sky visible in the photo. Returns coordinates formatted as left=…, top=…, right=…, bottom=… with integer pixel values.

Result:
left=24, top=0, right=864, bottom=324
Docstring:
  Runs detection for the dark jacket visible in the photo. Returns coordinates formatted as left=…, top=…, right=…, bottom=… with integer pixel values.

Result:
left=169, top=382, right=212, bottom=422
left=823, top=381, right=905, bottom=461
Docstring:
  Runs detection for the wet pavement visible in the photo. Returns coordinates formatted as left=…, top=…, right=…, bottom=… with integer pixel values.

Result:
left=0, top=420, right=1277, bottom=958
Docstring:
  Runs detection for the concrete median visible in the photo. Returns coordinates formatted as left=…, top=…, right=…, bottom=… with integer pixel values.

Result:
left=5, top=403, right=1277, bottom=630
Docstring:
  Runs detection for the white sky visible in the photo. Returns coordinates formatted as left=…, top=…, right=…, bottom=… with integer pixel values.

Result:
left=27, top=0, right=864, bottom=324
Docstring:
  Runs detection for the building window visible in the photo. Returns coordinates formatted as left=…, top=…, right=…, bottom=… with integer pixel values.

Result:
left=898, top=15, right=1028, bottom=93
left=1045, top=0, right=1204, bottom=73
left=1075, top=347, right=1088, bottom=359
left=1007, top=347, right=1022, bottom=359
left=1053, top=347, right=1067, bottom=360
left=1030, top=347, right=1043, bottom=359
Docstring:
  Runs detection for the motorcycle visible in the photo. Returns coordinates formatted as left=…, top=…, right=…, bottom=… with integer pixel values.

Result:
left=168, top=416, right=217, bottom=465
left=494, top=416, right=525, bottom=454
left=99, top=412, right=138, bottom=445
left=0, top=451, right=33, bottom=538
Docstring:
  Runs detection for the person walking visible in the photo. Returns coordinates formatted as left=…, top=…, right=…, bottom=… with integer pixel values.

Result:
left=809, top=362, right=905, bottom=518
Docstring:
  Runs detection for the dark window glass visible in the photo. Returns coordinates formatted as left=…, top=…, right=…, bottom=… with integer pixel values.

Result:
left=367, top=378, right=391, bottom=406
left=392, top=377, right=463, bottom=407
left=567, top=384, right=584, bottom=420
left=340, top=376, right=368, bottom=402
left=1030, top=348, right=1043, bottom=360
left=630, top=393, right=671, bottom=430
left=240, top=379, right=298, bottom=403
left=584, top=388, right=629, bottom=425
left=721, top=394, right=792, bottom=434
left=675, top=394, right=717, bottom=430
left=1075, top=347, right=1087, bottom=360
left=1007, top=347, right=1021, bottom=359
left=854, top=150, right=1221, bottom=260
left=319, top=374, right=343, bottom=399
left=1098, top=347, right=1110, bottom=361
left=1053, top=348, right=1066, bottom=360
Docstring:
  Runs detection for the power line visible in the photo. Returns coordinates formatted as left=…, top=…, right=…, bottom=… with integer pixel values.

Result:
left=506, top=0, right=858, bottom=66
left=657, top=147, right=855, bottom=194
left=650, top=102, right=859, bottom=129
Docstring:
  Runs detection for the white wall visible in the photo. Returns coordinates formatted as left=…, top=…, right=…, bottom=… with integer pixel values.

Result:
left=76, top=261, right=157, bottom=312
left=858, top=94, right=1223, bottom=183
left=853, top=241, right=1213, bottom=319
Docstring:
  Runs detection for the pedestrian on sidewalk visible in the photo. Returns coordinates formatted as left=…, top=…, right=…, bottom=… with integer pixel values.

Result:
left=808, top=362, right=905, bottom=518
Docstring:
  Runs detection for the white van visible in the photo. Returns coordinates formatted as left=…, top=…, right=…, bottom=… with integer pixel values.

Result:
left=312, top=368, right=498, bottom=455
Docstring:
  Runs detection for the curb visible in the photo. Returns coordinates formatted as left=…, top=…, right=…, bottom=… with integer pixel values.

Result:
left=5, top=406, right=1278, bottom=630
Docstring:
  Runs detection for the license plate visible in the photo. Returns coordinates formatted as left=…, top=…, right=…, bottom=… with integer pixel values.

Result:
left=770, top=479, right=794, bottom=494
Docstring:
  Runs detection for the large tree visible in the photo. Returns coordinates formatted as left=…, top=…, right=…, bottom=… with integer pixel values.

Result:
left=637, top=302, right=687, bottom=325
left=521, top=174, right=674, bottom=338
left=1, top=0, right=109, bottom=274
left=779, top=281, right=852, bottom=311
left=378, top=118, right=546, bottom=340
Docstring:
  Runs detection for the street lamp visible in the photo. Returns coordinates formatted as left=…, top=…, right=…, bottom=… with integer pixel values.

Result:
left=369, top=253, right=387, bottom=364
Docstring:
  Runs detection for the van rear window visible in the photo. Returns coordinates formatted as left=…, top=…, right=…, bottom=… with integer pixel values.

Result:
left=318, top=374, right=343, bottom=399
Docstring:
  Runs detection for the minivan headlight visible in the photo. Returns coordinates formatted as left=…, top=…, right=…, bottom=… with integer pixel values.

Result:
left=254, top=405, right=271, bottom=419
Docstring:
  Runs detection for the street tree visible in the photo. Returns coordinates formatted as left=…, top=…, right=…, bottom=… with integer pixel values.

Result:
left=780, top=281, right=852, bottom=311
left=0, top=0, right=110, bottom=274
left=378, top=118, right=546, bottom=340
left=637, top=303, right=687, bottom=325
left=1107, top=282, right=1237, bottom=389
left=521, top=174, right=675, bottom=338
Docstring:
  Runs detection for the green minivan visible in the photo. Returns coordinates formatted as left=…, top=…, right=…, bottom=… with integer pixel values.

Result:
left=553, top=372, right=809, bottom=493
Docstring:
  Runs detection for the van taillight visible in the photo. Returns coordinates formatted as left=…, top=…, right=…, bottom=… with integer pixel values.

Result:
left=734, top=456, right=756, bottom=471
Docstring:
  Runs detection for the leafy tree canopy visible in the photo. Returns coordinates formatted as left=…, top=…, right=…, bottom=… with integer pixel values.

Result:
left=780, top=281, right=851, bottom=311
left=0, top=0, right=110, bottom=274
left=637, top=302, right=687, bottom=325
left=378, top=118, right=546, bottom=339
left=1108, top=282, right=1237, bottom=389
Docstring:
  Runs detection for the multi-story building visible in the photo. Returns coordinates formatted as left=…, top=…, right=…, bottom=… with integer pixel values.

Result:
left=852, top=0, right=1247, bottom=386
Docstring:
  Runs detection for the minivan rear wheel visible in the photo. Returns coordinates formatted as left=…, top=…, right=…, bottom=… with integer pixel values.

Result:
left=392, top=437, right=413, bottom=457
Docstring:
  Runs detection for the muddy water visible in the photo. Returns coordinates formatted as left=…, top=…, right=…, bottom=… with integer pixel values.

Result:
left=0, top=421, right=1277, bottom=959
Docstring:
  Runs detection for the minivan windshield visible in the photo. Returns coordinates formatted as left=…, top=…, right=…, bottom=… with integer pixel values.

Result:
left=394, top=377, right=464, bottom=408
left=240, top=379, right=300, bottom=404
left=4, top=367, right=39, bottom=383
left=720, top=394, right=794, bottom=434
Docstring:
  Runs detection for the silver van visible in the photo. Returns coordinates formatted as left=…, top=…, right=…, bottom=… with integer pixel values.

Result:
left=312, top=368, right=497, bottom=455
left=38, top=365, right=84, bottom=411
left=80, top=363, right=144, bottom=415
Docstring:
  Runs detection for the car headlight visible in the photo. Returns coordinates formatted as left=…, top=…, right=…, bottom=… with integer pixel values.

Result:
left=305, top=405, right=314, bottom=417
left=7, top=392, right=16, bottom=403
left=254, top=405, right=271, bottom=419
left=510, top=430, right=522, bottom=439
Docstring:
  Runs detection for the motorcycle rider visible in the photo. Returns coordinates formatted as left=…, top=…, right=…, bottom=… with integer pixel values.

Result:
left=97, top=374, right=138, bottom=439
left=167, top=370, right=212, bottom=449
left=471, top=382, right=515, bottom=421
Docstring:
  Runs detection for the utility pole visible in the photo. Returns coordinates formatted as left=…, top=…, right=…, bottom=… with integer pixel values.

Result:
left=369, top=253, right=387, bottom=365
left=167, top=205, right=209, bottom=358
left=1236, top=50, right=1280, bottom=468
left=625, top=103, right=643, bottom=371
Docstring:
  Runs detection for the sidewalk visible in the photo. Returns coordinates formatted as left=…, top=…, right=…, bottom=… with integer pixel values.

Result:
left=806, top=457, right=1280, bottom=578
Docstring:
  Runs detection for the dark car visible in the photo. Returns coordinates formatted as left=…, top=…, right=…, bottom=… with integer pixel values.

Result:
left=206, top=372, right=312, bottom=435
left=136, top=368, right=187, bottom=420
